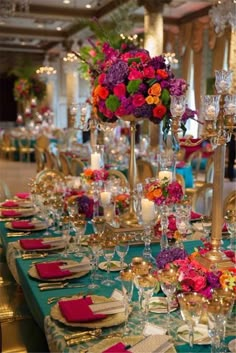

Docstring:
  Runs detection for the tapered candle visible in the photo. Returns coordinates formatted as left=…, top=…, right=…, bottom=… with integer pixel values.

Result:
left=158, top=171, right=172, bottom=182
left=100, top=191, right=111, bottom=206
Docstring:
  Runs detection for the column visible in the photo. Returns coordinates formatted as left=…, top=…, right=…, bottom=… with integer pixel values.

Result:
left=229, top=30, right=236, bottom=93
left=138, top=0, right=171, bottom=148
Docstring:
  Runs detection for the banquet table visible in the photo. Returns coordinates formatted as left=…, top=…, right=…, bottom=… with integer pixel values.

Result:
left=0, top=219, right=235, bottom=353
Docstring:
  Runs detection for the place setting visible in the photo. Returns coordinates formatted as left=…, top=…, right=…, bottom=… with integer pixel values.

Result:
left=5, top=218, right=48, bottom=232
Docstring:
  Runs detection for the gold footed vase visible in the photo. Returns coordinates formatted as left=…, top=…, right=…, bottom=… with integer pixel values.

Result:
left=119, top=115, right=140, bottom=227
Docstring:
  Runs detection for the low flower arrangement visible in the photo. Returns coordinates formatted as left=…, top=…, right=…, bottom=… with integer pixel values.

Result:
left=92, top=43, right=197, bottom=135
left=144, top=178, right=183, bottom=205
left=114, top=193, right=130, bottom=214
left=81, top=168, right=108, bottom=184
left=65, top=190, right=94, bottom=219
left=156, top=246, right=236, bottom=298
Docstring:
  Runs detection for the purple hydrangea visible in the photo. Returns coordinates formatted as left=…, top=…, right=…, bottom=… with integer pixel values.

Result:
left=149, top=56, right=168, bottom=70
left=134, top=103, right=154, bottom=118
left=156, top=247, right=188, bottom=269
left=169, top=78, right=188, bottom=96
left=104, top=60, right=129, bottom=89
left=77, top=195, right=94, bottom=219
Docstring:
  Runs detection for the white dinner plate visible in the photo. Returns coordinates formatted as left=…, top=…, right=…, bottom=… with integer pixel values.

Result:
left=229, top=338, right=236, bottom=353
left=177, top=324, right=211, bottom=345
left=148, top=297, right=178, bottom=313
left=98, top=261, right=127, bottom=272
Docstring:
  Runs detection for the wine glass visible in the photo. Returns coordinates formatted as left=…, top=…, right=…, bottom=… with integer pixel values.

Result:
left=86, top=248, right=99, bottom=289
left=224, top=213, right=236, bottom=250
left=134, top=273, right=157, bottom=331
left=61, top=216, right=71, bottom=258
left=73, top=218, right=87, bottom=257
left=101, top=241, right=116, bottom=286
left=177, top=292, right=206, bottom=348
left=201, top=216, right=212, bottom=244
left=91, top=216, right=106, bottom=239
left=120, top=268, right=134, bottom=335
left=88, top=235, right=103, bottom=281
left=158, top=268, right=178, bottom=334
left=115, top=241, right=129, bottom=280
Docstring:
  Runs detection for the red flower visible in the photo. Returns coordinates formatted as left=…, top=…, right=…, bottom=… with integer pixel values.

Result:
left=128, top=68, right=143, bottom=80
left=157, top=69, right=168, bottom=79
left=113, top=83, right=126, bottom=97
left=132, top=94, right=145, bottom=107
left=153, top=104, right=167, bottom=119
left=98, top=73, right=106, bottom=85
left=143, top=67, right=155, bottom=78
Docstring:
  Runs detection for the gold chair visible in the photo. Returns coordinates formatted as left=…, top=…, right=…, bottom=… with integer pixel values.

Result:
left=0, top=133, right=17, bottom=160
left=223, top=190, right=236, bottom=216
left=34, top=146, right=45, bottom=173
left=187, top=150, right=203, bottom=181
left=35, top=135, right=50, bottom=152
left=176, top=173, right=185, bottom=193
left=192, top=183, right=213, bottom=216
left=50, top=152, right=61, bottom=172
left=0, top=180, right=12, bottom=202
left=71, top=158, right=85, bottom=176
left=176, top=148, right=186, bottom=161
left=18, top=136, right=35, bottom=162
left=59, top=152, right=73, bottom=176
left=107, top=169, right=128, bottom=187
left=44, top=149, right=55, bottom=169
left=35, top=169, right=65, bottom=183
left=195, top=156, right=214, bottom=188
left=137, top=159, right=155, bottom=183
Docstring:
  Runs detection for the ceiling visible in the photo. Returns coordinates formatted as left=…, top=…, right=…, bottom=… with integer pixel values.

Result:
left=0, top=0, right=213, bottom=56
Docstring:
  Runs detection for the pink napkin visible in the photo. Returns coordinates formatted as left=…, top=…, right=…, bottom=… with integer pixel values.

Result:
left=59, top=296, right=107, bottom=323
left=176, top=161, right=185, bottom=168
left=20, top=239, right=51, bottom=250
left=1, top=210, right=22, bottom=217
left=35, top=261, right=72, bottom=279
left=15, top=192, right=30, bottom=199
left=222, top=223, right=228, bottom=232
left=11, top=220, right=35, bottom=229
left=2, top=200, right=19, bottom=208
left=191, top=211, right=202, bottom=220
left=103, top=343, right=132, bottom=353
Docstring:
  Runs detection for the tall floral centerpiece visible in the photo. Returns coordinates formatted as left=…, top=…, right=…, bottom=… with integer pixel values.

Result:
left=92, top=43, right=195, bottom=225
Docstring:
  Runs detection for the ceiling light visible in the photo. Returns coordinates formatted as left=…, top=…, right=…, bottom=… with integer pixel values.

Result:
left=56, top=26, right=62, bottom=31
left=86, top=4, right=92, bottom=8
left=63, top=0, right=71, bottom=4
left=209, top=0, right=236, bottom=34
left=36, top=55, right=57, bottom=82
left=63, top=52, right=79, bottom=73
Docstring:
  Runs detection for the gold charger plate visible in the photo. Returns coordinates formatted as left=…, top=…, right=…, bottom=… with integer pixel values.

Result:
left=50, top=295, right=126, bottom=328
left=5, top=220, right=47, bottom=232
left=14, top=237, right=65, bottom=252
left=89, top=335, right=144, bottom=353
left=28, top=259, right=90, bottom=282
left=0, top=200, right=33, bottom=209
left=0, top=207, right=36, bottom=218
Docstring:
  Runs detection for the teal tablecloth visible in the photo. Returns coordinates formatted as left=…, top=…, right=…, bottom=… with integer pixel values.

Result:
left=0, top=221, right=234, bottom=353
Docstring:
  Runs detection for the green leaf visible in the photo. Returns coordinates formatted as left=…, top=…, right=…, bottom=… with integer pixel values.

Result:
left=161, top=88, right=170, bottom=106
left=128, top=57, right=141, bottom=65
left=127, top=79, right=142, bottom=94
left=147, top=78, right=157, bottom=86
left=105, top=95, right=120, bottom=112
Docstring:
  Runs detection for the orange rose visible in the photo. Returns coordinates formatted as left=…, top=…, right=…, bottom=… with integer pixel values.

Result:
left=84, top=169, right=93, bottom=177
left=153, top=188, right=162, bottom=198
left=94, top=85, right=109, bottom=100
left=145, top=96, right=155, bottom=105
left=146, top=191, right=154, bottom=200
left=148, top=83, right=161, bottom=96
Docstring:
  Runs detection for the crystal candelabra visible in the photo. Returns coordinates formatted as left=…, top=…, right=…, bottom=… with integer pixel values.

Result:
left=171, top=69, right=236, bottom=269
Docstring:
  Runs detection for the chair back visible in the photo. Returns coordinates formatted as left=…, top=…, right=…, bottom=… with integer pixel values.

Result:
left=137, top=159, right=155, bottom=183
left=44, top=149, right=54, bottom=169
left=36, top=169, right=65, bottom=183
left=71, top=158, right=85, bottom=176
left=176, top=173, right=185, bottom=193
left=34, top=146, right=45, bottom=172
left=223, top=190, right=236, bottom=216
left=176, top=148, right=186, bottom=161
left=35, top=135, right=50, bottom=151
left=192, top=183, right=213, bottom=216
left=59, top=152, right=72, bottom=176
left=107, top=169, right=128, bottom=187
left=187, top=150, right=202, bottom=180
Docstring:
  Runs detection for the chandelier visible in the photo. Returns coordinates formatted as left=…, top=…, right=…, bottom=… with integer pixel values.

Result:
left=36, top=55, right=57, bottom=82
left=0, top=0, right=29, bottom=18
left=62, top=52, right=79, bottom=73
left=209, top=0, right=236, bottom=34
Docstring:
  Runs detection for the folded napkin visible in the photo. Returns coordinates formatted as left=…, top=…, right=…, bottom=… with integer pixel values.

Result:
left=35, top=261, right=73, bottom=279
left=15, top=192, right=30, bottom=199
left=59, top=296, right=107, bottom=323
left=1, top=210, right=22, bottom=217
left=2, top=200, right=19, bottom=208
left=129, top=335, right=171, bottom=353
left=11, top=220, right=35, bottom=229
left=103, top=343, right=132, bottom=353
left=176, top=161, right=185, bottom=168
left=191, top=211, right=202, bottom=220
left=20, top=239, right=51, bottom=250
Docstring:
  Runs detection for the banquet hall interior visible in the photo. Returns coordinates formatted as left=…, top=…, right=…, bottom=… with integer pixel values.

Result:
left=0, top=1, right=236, bottom=353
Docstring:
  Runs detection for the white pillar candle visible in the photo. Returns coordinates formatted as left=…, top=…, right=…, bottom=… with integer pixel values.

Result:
left=100, top=191, right=112, bottom=206
left=158, top=171, right=173, bottom=182
left=141, top=198, right=155, bottom=223
left=91, top=152, right=101, bottom=170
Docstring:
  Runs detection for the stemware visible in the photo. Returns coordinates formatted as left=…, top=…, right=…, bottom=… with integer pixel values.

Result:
left=201, top=216, right=212, bottom=244
left=72, top=218, right=87, bottom=257
left=224, top=212, right=236, bottom=250
left=87, top=235, right=103, bottom=281
left=61, top=216, right=71, bottom=258
left=91, top=216, right=106, bottom=239
left=86, top=249, right=99, bottom=289
left=158, top=268, right=178, bottom=333
left=177, top=292, right=206, bottom=348
left=134, top=273, right=157, bottom=331
left=101, top=241, right=116, bottom=286
left=115, top=241, right=129, bottom=280
left=120, top=268, right=134, bottom=335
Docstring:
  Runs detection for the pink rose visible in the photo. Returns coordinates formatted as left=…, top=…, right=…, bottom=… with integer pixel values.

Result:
left=89, top=49, right=97, bottom=57
left=128, top=68, right=143, bottom=80
left=98, top=73, right=106, bottom=85
left=115, top=105, right=127, bottom=116
left=143, top=66, right=155, bottom=78
left=193, top=275, right=207, bottom=291
left=113, top=83, right=126, bottom=97
left=132, top=94, right=145, bottom=107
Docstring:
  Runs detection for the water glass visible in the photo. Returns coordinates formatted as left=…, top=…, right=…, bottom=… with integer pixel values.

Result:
left=120, top=268, right=134, bottom=335
left=101, top=241, right=115, bottom=286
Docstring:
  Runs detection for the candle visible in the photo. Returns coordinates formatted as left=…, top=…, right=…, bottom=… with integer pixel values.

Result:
left=225, top=103, right=236, bottom=115
left=91, top=152, right=101, bottom=170
left=206, top=105, right=216, bottom=119
left=158, top=171, right=173, bottom=182
left=100, top=191, right=112, bottom=206
left=141, top=198, right=155, bottom=223
left=218, top=80, right=228, bottom=92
